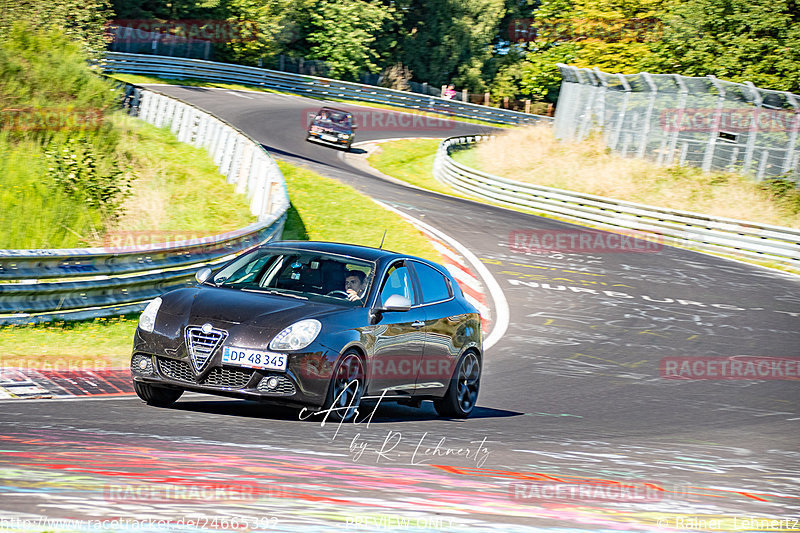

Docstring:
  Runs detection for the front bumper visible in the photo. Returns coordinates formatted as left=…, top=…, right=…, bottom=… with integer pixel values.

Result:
left=131, top=339, right=338, bottom=408
left=307, top=130, right=352, bottom=147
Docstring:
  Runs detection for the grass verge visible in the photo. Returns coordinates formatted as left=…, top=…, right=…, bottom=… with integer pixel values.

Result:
left=1, top=159, right=442, bottom=369
left=462, top=126, right=800, bottom=229
left=369, top=136, right=800, bottom=275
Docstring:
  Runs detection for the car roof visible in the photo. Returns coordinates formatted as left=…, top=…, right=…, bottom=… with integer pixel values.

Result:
left=261, top=240, right=404, bottom=262
left=317, top=107, right=351, bottom=116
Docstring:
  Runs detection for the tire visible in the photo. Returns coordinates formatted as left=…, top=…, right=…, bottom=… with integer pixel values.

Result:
left=433, top=351, right=480, bottom=418
left=323, top=350, right=365, bottom=422
left=134, top=381, right=183, bottom=407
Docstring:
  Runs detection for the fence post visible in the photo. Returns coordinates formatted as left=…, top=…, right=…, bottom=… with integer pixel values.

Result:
left=462, top=89, right=468, bottom=103
left=638, top=72, right=658, bottom=158
left=610, top=74, right=631, bottom=151
left=702, top=75, right=726, bottom=172
left=742, top=81, right=762, bottom=175
left=484, top=92, right=490, bottom=106
left=665, top=74, right=688, bottom=165
left=782, top=92, right=799, bottom=176
left=525, top=100, right=531, bottom=114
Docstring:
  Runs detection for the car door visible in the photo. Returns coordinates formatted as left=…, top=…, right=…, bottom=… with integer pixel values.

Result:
left=408, top=261, right=463, bottom=395
left=367, top=260, right=427, bottom=396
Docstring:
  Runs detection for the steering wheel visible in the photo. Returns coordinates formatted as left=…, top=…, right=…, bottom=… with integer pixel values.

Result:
left=326, top=290, right=350, bottom=298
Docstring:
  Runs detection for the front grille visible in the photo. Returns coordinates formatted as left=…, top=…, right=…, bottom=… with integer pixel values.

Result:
left=257, top=374, right=296, bottom=395
left=157, top=357, right=195, bottom=383
left=203, top=366, right=253, bottom=388
left=185, top=325, right=227, bottom=371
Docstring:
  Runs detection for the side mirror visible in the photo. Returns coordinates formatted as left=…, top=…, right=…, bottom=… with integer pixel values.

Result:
left=376, top=294, right=412, bottom=312
left=351, top=123, right=358, bottom=130
left=195, top=267, right=213, bottom=284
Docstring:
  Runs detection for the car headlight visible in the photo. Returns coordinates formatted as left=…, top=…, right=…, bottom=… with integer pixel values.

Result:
left=337, top=133, right=351, bottom=139
left=138, top=297, right=162, bottom=333
left=269, top=319, right=321, bottom=351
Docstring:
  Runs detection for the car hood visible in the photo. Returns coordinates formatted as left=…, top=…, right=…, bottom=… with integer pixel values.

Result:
left=315, top=122, right=351, bottom=134
left=159, top=287, right=344, bottom=332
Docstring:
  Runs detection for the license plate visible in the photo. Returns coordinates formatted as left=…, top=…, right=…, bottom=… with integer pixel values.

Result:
left=321, top=134, right=337, bottom=142
left=222, top=346, right=287, bottom=371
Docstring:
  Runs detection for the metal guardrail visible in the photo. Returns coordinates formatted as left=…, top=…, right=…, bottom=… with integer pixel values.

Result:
left=0, top=86, right=289, bottom=325
left=101, top=52, right=552, bottom=127
left=435, top=136, right=800, bottom=267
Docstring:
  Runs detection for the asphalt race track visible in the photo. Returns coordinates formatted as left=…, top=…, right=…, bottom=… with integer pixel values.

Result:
left=1, top=86, right=799, bottom=532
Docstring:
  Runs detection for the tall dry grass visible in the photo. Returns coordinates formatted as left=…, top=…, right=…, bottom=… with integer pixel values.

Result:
left=466, top=125, right=800, bottom=229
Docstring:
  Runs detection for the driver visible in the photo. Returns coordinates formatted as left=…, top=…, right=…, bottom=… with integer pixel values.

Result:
left=344, top=270, right=366, bottom=301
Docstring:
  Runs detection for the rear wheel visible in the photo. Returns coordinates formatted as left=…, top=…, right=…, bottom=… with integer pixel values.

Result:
left=134, top=381, right=183, bottom=407
left=434, top=351, right=480, bottom=418
left=323, top=350, right=365, bottom=422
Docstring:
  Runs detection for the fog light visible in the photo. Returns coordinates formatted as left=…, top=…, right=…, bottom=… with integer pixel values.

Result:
left=267, top=377, right=279, bottom=389
left=131, top=354, right=154, bottom=376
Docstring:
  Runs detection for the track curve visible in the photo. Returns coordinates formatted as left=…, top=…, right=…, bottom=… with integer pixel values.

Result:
left=2, top=86, right=799, bottom=532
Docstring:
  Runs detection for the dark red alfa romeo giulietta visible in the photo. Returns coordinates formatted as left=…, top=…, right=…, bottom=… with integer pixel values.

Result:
left=130, top=241, right=483, bottom=419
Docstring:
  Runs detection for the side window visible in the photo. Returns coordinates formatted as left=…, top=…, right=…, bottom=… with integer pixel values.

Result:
left=412, top=261, right=452, bottom=303
left=379, top=262, right=415, bottom=306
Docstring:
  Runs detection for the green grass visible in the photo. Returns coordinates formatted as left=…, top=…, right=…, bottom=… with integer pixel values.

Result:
left=277, top=160, right=441, bottom=261
left=0, top=135, right=107, bottom=248
left=0, top=316, right=139, bottom=368
left=107, top=114, right=256, bottom=240
left=370, top=137, right=800, bottom=275
left=107, top=73, right=514, bottom=129
left=1, top=159, right=443, bottom=368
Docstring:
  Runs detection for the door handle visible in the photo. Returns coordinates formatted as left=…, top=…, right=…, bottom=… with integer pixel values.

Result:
left=411, top=320, right=425, bottom=328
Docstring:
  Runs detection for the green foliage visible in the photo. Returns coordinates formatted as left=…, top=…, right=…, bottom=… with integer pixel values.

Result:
left=1, top=0, right=115, bottom=58
left=647, top=0, right=800, bottom=93
left=45, top=137, right=129, bottom=218
left=304, top=0, right=392, bottom=79
left=0, top=24, right=129, bottom=248
left=397, top=0, right=506, bottom=91
left=0, top=22, right=119, bottom=111
left=761, top=178, right=800, bottom=216
left=213, top=0, right=296, bottom=66
left=519, top=43, right=578, bottom=102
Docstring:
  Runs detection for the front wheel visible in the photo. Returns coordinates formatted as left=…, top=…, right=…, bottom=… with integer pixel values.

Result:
left=323, top=351, right=365, bottom=422
left=134, top=381, right=183, bottom=407
left=434, top=352, right=480, bottom=418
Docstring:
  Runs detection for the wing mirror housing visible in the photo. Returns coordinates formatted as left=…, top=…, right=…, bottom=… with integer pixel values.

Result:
left=195, top=267, right=213, bottom=284
left=369, top=294, right=412, bottom=324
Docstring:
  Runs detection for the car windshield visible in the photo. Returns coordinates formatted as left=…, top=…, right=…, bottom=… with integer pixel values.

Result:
left=317, top=110, right=350, bottom=127
left=211, top=249, right=374, bottom=306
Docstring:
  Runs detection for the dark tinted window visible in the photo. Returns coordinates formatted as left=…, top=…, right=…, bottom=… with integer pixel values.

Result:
left=413, top=261, right=451, bottom=303
left=379, top=262, right=415, bottom=306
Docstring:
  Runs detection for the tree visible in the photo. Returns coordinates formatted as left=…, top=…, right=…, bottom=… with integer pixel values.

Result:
left=396, top=0, right=506, bottom=91
left=648, top=0, right=800, bottom=93
left=214, top=0, right=294, bottom=66
left=304, top=0, right=393, bottom=80
left=1, top=0, right=115, bottom=58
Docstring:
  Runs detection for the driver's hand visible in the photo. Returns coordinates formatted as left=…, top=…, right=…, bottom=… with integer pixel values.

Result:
left=346, top=289, right=360, bottom=301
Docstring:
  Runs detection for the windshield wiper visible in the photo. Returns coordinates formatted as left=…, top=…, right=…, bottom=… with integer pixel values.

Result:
left=241, top=288, right=308, bottom=300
